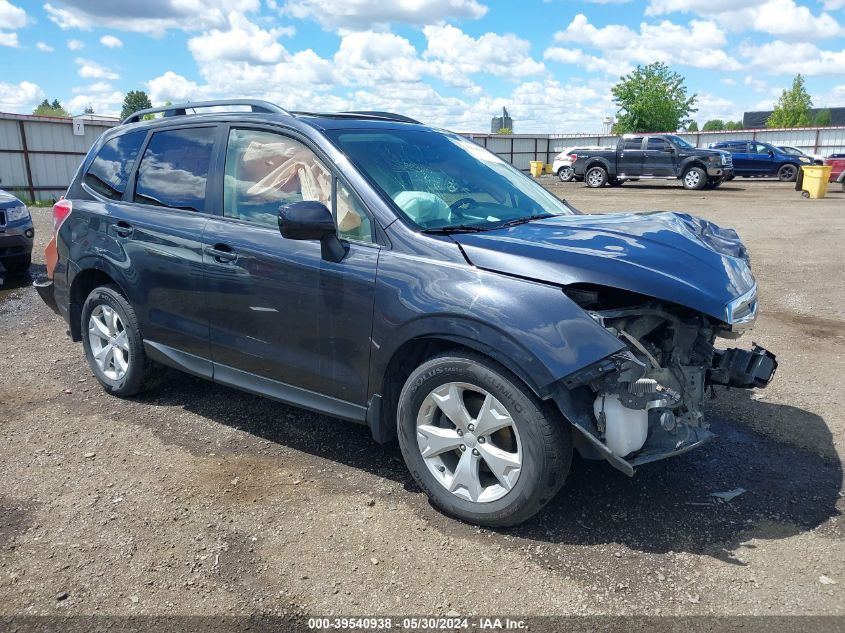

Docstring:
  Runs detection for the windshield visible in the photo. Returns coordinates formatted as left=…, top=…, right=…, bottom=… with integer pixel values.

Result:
left=666, top=135, right=695, bottom=150
left=780, top=146, right=801, bottom=155
left=326, top=128, right=576, bottom=230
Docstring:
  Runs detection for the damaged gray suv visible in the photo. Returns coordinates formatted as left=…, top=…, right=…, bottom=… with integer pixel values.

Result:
left=37, top=100, right=777, bottom=527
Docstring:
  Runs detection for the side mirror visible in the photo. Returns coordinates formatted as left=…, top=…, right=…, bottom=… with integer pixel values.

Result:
left=768, top=150, right=775, bottom=157
left=278, top=200, right=348, bottom=263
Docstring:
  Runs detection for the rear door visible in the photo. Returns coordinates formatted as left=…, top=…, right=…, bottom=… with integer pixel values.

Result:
left=643, top=137, right=676, bottom=176
left=201, top=125, right=380, bottom=408
left=81, top=125, right=215, bottom=363
left=724, top=142, right=751, bottom=174
left=618, top=136, right=645, bottom=176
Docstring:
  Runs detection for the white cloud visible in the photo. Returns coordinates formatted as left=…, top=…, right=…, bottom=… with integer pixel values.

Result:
left=0, top=32, right=19, bottom=47
left=814, top=84, right=845, bottom=107
left=645, top=0, right=843, bottom=40
left=0, top=0, right=27, bottom=29
left=422, top=24, right=545, bottom=83
left=66, top=90, right=124, bottom=116
left=0, top=80, right=45, bottom=113
left=187, top=12, right=292, bottom=64
left=100, top=34, right=123, bottom=48
left=544, top=46, right=628, bottom=75
left=547, top=14, right=740, bottom=73
left=44, top=0, right=261, bottom=35
left=36, top=41, right=55, bottom=52
left=282, top=0, right=488, bottom=30
left=75, top=57, right=120, bottom=80
left=147, top=71, right=205, bottom=103
left=67, top=38, right=85, bottom=50
left=335, top=31, right=428, bottom=85
left=740, top=40, right=845, bottom=75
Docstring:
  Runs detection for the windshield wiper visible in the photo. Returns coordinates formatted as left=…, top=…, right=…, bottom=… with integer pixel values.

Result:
left=496, top=214, right=554, bottom=228
left=422, top=224, right=493, bottom=234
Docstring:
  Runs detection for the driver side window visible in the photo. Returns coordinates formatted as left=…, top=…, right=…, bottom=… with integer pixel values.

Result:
left=223, top=128, right=372, bottom=242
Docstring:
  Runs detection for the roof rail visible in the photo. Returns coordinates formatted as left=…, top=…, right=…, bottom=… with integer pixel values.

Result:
left=341, top=111, right=421, bottom=124
left=121, top=99, right=290, bottom=125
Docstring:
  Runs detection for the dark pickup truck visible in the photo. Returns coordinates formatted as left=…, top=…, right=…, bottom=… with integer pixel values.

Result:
left=572, top=134, right=734, bottom=190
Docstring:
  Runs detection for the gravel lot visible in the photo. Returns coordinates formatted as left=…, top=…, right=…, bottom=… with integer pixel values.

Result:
left=1, top=179, right=843, bottom=621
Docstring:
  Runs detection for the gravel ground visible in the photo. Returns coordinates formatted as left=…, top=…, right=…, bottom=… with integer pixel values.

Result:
left=0, top=179, right=843, bottom=620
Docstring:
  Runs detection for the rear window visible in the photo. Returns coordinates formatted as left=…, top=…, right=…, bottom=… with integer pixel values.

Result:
left=83, top=130, right=147, bottom=200
left=133, top=127, right=215, bottom=212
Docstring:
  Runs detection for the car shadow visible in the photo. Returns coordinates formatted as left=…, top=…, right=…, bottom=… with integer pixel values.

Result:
left=133, top=371, right=841, bottom=560
left=0, top=263, right=46, bottom=296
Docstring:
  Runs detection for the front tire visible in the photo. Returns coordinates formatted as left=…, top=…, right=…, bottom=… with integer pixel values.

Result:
left=81, top=284, right=158, bottom=397
left=778, top=163, right=799, bottom=182
left=682, top=166, right=706, bottom=190
left=585, top=166, right=608, bottom=188
left=397, top=352, right=572, bottom=527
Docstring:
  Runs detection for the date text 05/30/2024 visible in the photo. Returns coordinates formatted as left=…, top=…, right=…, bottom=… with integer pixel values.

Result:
left=307, top=617, right=527, bottom=630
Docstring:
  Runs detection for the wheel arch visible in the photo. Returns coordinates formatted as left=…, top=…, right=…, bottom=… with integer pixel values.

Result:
left=67, top=264, right=126, bottom=341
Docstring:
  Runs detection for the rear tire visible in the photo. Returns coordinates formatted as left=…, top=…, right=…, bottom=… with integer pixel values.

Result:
left=682, top=166, right=707, bottom=190
left=778, top=163, right=799, bottom=182
left=557, top=166, right=574, bottom=182
left=81, top=284, right=159, bottom=397
left=397, top=351, right=572, bottom=527
left=585, top=166, right=608, bottom=188
left=0, top=254, right=31, bottom=275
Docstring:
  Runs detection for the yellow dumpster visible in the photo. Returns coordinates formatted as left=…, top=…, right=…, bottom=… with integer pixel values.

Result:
left=544, top=163, right=553, bottom=174
left=530, top=161, right=544, bottom=177
left=800, top=165, right=832, bottom=199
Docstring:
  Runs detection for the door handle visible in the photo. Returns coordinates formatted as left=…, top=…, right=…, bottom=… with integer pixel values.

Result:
left=114, top=221, right=134, bottom=238
left=206, top=244, right=237, bottom=263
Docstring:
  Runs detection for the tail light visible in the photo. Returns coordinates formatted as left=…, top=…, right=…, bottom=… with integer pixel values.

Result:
left=569, top=153, right=578, bottom=162
left=52, top=197, right=72, bottom=234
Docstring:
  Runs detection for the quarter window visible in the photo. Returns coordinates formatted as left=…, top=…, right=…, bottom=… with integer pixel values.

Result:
left=223, top=128, right=372, bottom=242
left=84, top=130, right=146, bottom=200
left=133, top=127, right=215, bottom=212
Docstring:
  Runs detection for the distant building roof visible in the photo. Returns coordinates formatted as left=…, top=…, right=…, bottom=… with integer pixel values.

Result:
left=743, top=107, right=845, bottom=129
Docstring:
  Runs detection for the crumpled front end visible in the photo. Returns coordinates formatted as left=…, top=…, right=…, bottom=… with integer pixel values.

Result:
left=555, top=290, right=777, bottom=476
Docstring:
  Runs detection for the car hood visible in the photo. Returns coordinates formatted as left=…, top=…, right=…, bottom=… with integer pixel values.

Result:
left=452, top=212, right=755, bottom=322
left=0, top=189, right=21, bottom=206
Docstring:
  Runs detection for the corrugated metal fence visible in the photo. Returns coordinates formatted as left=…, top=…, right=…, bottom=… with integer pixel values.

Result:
left=0, top=112, right=117, bottom=203
left=466, top=127, right=845, bottom=171
left=2, top=111, right=844, bottom=198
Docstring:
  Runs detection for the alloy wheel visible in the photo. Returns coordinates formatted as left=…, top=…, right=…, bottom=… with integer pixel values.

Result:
left=684, top=170, right=701, bottom=188
left=559, top=167, right=573, bottom=182
left=587, top=169, right=604, bottom=187
left=416, top=382, right=522, bottom=503
left=88, top=305, right=130, bottom=381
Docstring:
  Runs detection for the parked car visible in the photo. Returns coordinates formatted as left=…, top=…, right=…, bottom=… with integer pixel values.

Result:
left=824, top=155, right=845, bottom=191
left=709, top=140, right=810, bottom=181
left=0, top=189, right=34, bottom=275
left=572, top=134, right=733, bottom=190
left=777, top=145, right=824, bottom=165
left=552, top=146, right=611, bottom=182
left=35, top=100, right=777, bottom=527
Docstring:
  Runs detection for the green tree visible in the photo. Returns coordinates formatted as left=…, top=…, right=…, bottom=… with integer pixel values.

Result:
left=495, top=127, right=512, bottom=135
left=120, top=90, right=153, bottom=121
left=32, top=98, right=70, bottom=117
left=83, top=104, right=95, bottom=114
left=767, top=74, right=812, bottom=128
left=725, top=120, right=744, bottom=130
left=702, top=119, right=725, bottom=131
left=686, top=121, right=699, bottom=132
left=814, top=109, right=832, bottom=126
left=611, top=62, right=697, bottom=134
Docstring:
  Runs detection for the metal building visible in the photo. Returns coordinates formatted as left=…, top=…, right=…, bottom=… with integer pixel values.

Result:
left=0, top=112, right=118, bottom=203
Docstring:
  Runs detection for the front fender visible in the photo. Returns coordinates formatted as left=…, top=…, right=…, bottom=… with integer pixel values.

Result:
left=369, top=250, right=625, bottom=400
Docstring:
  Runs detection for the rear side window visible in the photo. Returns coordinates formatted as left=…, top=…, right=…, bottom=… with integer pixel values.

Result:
left=133, top=127, right=215, bottom=212
left=83, top=130, right=146, bottom=200
left=623, top=137, right=644, bottom=150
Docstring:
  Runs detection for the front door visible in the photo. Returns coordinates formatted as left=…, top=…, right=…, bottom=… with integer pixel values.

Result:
left=202, top=126, right=380, bottom=407
left=643, top=137, right=676, bottom=176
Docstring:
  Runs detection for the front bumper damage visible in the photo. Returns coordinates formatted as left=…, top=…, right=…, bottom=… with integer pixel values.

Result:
left=554, top=306, right=777, bottom=477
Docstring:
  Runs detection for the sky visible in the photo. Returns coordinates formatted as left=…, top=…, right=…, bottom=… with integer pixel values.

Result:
left=1, top=0, right=844, bottom=132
